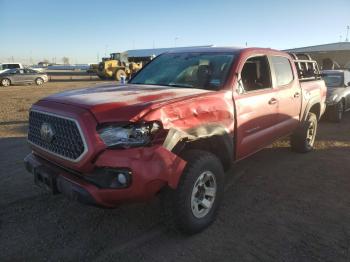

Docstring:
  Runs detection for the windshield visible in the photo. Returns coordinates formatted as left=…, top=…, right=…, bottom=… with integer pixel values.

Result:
left=322, top=73, right=344, bottom=88
left=129, top=52, right=235, bottom=90
left=110, top=53, right=120, bottom=60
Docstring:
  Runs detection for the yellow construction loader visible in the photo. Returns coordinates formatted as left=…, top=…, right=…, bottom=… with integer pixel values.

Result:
left=96, top=52, right=143, bottom=81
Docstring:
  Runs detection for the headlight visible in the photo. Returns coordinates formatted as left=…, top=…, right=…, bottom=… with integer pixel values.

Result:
left=97, top=122, right=161, bottom=148
left=331, top=94, right=338, bottom=101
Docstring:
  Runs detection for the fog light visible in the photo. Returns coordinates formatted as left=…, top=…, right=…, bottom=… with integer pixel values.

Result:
left=108, top=170, right=131, bottom=188
left=117, top=173, right=127, bottom=185
left=86, top=168, right=132, bottom=189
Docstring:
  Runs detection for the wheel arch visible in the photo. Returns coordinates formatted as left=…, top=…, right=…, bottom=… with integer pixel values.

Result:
left=163, top=125, right=234, bottom=172
left=303, top=98, right=322, bottom=121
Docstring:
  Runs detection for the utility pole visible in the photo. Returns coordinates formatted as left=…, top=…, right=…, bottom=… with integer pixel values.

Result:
left=346, top=25, right=349, bottom=42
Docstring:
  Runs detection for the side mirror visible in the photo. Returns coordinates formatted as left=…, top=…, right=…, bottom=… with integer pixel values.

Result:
left=347, top=82, right=350, bottom=87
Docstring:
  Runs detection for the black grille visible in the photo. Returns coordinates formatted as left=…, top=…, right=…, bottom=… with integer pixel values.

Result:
left=28, top=111, right=86, bottom=160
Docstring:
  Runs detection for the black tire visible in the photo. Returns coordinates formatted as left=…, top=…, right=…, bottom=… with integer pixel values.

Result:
left=115, top=69, right=126, bottom=81
left=161, top=150, right=225, bottom=234
left=1, top=78, right=11, bottom=87
left=328, top=101, right=344, bottom=122
left=291, top=112, right=318, bottom=153
left=98, top=75, right=107, bottom=80
left=35, top=77, right=44, bottom=86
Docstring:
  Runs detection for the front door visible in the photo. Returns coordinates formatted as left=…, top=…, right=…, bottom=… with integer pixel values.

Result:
left=234, top=55, right=279, bottom=160
left=24, top=69, right=37, bottom=83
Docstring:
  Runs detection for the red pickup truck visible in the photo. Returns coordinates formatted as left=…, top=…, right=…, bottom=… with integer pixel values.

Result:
left=24, top=47, right=326, bottom=234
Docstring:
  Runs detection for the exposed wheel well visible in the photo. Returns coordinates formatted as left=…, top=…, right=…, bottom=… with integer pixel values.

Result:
left=177, top=135, right=234, bottom=171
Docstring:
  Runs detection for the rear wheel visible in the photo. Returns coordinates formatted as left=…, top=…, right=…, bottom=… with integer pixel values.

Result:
left=291, top=112, right=318, bottom=153
left=329, top=101, right=344, bottom=122
left=1, top=78, right=11, bottom=87
left=115, top=69, right=126, bottom=81
left=161, top=150, right=225, bottom=234
left=35, top=77, right=44, bottom=86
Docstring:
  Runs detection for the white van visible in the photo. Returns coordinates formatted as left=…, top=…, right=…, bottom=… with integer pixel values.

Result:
left=0, top=63, right=24, bottom=74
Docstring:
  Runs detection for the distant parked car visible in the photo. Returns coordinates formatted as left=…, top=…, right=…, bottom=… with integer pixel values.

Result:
left=322, top=70, right=350, bottom=122
left=0, top=68, right=49, bottom=87
left=0, top=63, right=23, bottom=74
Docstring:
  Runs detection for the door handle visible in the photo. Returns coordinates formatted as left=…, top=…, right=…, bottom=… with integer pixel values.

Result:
left=294, top=92, right=300, bottom=98
left=268, top=98, right=277, bottom=105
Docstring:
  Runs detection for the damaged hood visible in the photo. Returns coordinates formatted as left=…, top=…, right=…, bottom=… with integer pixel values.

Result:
left=42, top=84, right=213, bottom=122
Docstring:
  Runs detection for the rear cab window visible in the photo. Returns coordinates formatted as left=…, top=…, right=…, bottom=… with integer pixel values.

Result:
left=270, top=56, right=294, bottom=87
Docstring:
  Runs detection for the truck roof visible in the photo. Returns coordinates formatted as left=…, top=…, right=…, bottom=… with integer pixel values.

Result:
left=166, top=46, right=280, bottom=54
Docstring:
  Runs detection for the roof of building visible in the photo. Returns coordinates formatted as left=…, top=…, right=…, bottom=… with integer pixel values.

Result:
left=285, top=42, right=350, bottom=53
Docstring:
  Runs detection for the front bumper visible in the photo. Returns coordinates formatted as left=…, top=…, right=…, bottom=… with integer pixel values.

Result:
left=24, top=145, right=186, bottom=208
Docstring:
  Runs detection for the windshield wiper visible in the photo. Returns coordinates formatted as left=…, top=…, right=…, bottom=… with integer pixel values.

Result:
left=129, top=82, right=194, bottom=88
left=167, top=83, right=193, bottom=88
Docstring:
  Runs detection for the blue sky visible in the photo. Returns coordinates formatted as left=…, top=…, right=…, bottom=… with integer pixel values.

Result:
left=0, top=0, right=349, bottom=64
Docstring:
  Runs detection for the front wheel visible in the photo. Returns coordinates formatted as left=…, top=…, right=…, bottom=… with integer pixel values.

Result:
left=290, top=112, right=318, bottom=153
left=161, top=150, right=225, bottom=234
left=115, top=69, right=126, bottom=81
left=1, top=78, right=11, bottom=87
left=35, top=77, right=44, bottom=86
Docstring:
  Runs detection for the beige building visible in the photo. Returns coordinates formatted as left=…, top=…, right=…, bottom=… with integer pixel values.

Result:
left=286, top=42, right=350, bottom=70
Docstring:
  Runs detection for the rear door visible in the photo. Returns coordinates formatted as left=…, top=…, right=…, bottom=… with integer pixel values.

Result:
left=234, top=55, right=279, bottom=159
left=270, top=55, right=302, bottom=136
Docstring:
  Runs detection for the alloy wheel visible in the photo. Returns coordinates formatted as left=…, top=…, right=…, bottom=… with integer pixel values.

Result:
left=191, top=171, right=217, bottom=218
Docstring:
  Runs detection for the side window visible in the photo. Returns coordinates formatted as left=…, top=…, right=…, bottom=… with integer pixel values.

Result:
left=271, top=56, right=294, bottom=86
left=240, top=56, right=272, bottom=92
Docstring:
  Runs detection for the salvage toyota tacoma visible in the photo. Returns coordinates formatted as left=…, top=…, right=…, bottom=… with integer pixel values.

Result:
left=24, top=47, right=326, bottom=234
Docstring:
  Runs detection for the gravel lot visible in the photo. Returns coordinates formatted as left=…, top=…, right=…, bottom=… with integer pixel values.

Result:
left=1, top=81, right=350, bottom=261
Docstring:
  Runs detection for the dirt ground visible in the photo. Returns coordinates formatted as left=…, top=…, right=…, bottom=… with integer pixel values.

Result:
left=1, top=81, right=350, bottom=261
